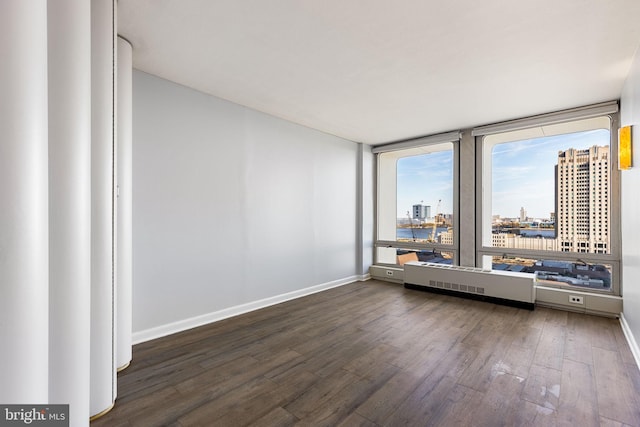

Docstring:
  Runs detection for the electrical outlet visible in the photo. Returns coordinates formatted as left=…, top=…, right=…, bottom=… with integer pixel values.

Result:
left=569, top=295, right=584, bottom=305
left=386, top=270, right=394, bottom=276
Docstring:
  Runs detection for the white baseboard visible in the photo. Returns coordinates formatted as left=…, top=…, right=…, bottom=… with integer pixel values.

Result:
left=132, top=275, right=361, bottom=345
left=358, top=273, right=371, bottom=281
left=620, top=312, right=640, bottom=371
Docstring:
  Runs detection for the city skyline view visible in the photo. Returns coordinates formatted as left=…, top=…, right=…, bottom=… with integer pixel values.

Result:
left=395, top=129, right=610, bottom=220
left=396, top=149, right=453, bottom=218
left=393, top=128, right=613, bottom=288
left=491, top=128, right=610, bottom=219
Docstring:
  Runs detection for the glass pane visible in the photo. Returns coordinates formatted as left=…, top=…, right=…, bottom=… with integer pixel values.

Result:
left=376, top=247, right=454, bottom=266
left=396, top=146, right=454, bottom=244
left=490, top=128, right=610, bottom=255
left=489, top=255, right=612, bottom=290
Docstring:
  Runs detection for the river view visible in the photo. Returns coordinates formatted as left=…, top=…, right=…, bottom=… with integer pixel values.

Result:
left=500, top=228, right=556, bottom=238
left=397, top=227, right=556, bottom=240
left=396, top=227, right=448, bottom=240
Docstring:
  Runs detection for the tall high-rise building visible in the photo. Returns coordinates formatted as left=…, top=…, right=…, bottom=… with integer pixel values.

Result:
left=412, top=204, right=430, bottom=220
left=519, top=207, right=527, bottom=222
left=556, top=146, right=609, bottom=254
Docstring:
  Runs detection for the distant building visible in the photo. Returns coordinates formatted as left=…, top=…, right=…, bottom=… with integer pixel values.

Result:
left=492, top=233, right=559, bottom=251
left=439, top=228, right=454, bottom=245
left=441, top=213, right=454, bottom=223
left=492, top=145, right=609, bottom=256
left=556, top=146, right=610, bottom=254
left=412, top=204, right=430, bottom=220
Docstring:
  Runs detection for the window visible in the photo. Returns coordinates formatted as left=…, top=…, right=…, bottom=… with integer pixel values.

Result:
left=476, top=110, right=621, bottom=293
left=372, top=102, right=620, bottom=296
left=374, top=133, right=459, bottom=266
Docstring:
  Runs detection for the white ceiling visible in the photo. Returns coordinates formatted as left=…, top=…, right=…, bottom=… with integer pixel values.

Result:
left=118, top=1, right=640, bottom=145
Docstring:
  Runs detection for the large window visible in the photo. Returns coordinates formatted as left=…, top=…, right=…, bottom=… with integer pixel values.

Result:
left=373, top=102, right=621, bottom=297
left=375, top=134, right=459, bottom=266
left=476, top=109, right=621, bottom=293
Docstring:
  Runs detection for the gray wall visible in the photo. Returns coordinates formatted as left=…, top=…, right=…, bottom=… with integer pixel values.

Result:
left=132, top=71, right=365, bottom=337
left=621, top=45, right=640, bottom=358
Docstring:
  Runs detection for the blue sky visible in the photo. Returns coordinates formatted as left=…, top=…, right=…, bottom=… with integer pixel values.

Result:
left=397, top=150, right=453, bottom=218
left=396, top=129, right=610, bottom=219
left=491, top=129, right=609, bottom=219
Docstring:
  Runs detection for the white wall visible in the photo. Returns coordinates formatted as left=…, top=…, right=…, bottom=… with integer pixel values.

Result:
left=132, top=71, right=363, bottom=338
left=620, top=44, right=640, bottom=364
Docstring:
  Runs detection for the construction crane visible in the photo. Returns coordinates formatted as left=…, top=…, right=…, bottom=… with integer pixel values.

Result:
left=430, top=199, right=441, bottom=243
left=406, top=211, right=416, bottom=241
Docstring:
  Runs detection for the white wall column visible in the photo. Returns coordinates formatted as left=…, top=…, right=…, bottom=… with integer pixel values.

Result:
left=459, top=130, right=476, bottom=267
left=356, top=143, right=374, bottom=277
left=47, top=1, right=92, bottom=425
left=91, top=0, right=117, bottom=418
left=0, top=1, right=49, bottom=404
left=116, top=36, right=133, bottom=370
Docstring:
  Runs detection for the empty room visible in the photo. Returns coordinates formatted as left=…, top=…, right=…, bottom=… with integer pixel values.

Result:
left=2, top=1, right=640, bottom=426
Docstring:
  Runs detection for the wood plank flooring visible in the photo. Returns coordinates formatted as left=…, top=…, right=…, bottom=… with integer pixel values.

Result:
left=92, top=280, right=640, bottom=426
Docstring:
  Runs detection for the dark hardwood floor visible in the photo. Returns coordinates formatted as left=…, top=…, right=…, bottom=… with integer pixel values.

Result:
left=92, top=280, right=640, bottom=426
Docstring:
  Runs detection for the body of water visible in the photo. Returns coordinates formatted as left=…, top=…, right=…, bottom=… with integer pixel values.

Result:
left=397, top=227, right=556, bottom=240
left=397, top=227, right=449, bottom=240
left=513, top=228, right=556, bottom=238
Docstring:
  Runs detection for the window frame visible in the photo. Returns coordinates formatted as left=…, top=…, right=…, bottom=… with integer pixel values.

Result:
left=373, top=132, right=460, bottom=266
left=473, top=102, right=622, bottom=295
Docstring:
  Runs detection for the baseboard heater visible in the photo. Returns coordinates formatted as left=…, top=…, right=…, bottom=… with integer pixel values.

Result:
left=404, top=261, right=535, bottom=310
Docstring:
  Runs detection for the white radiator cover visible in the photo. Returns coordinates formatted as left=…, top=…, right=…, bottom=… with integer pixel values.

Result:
left=404, top=261, right=535, bottom=305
